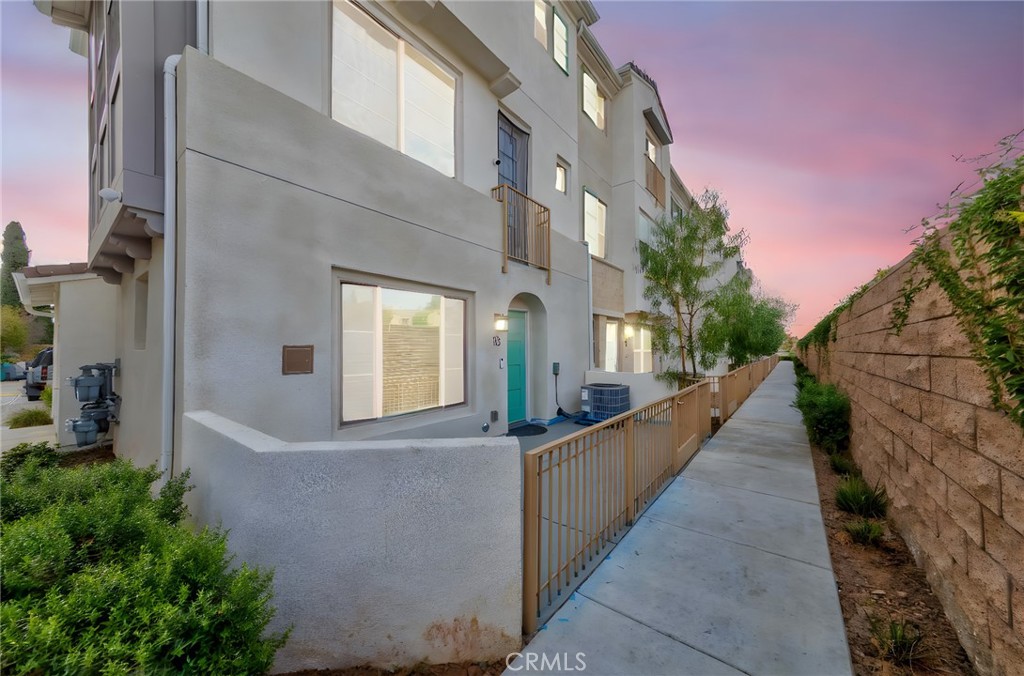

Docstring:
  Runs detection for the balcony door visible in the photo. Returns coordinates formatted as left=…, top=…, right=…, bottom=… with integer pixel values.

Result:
left=498, top=114, right=530, bottom=261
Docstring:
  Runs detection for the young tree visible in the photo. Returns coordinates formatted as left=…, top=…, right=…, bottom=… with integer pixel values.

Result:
left=1, top=306, right=29, bottom=357
left=1, top=222, right=30, bottom=308
left=699, top=277, right=795, bottom=368
left=637, top=189, right=747, bottom=387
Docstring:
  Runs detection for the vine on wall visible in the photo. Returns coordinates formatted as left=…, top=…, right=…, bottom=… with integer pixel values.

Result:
left=891, top=134, right=1024, bottom=427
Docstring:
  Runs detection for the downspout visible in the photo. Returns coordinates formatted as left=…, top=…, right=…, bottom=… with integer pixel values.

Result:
left=196, top=0, right=208, bottom=54
left=160, top=54, right=181, bottom=481
left=585, top=243, right=594, bottom=369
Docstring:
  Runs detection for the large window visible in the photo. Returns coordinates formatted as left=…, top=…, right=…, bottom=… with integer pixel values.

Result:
left=584, top=190, right=606, bottom=257
left=332, top=0, right=455, bottom=176
left=341, top=283, right=465, bottom=422
left=582, top=71, right=605, bottom=129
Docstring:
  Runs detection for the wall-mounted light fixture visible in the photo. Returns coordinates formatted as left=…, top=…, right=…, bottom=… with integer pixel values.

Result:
left=98, top=187, right=122, bottom=202
left=623, top=325, right=635, bottom=339
left=494, top=313, right=509, bottom=332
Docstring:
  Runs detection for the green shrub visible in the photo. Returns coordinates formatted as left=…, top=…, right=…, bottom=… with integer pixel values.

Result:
left=870, top=616, right=924, bottom=665
left=836, top=476, right=888, bottom=518
left=828, top=453, right=858, bottom=476
left=6, top=408, right=53, bottom=429
left=0, top=460, right=287, bottom=674
left=40, top=386, right=52, bottom=409
left=844, top=518, right=883, bottom=546
left=794, top=381, right=850, bottom=452
left=0, top=442, right=60, bottom=481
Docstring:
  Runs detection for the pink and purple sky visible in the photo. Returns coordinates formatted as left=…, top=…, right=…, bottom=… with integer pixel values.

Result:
left=2, top=0, right=1022, bottom=336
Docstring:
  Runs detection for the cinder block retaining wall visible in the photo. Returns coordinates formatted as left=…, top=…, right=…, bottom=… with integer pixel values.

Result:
left=181, top=411, right=522, bottom=673
left=800, top=257, right=1023, bottom=675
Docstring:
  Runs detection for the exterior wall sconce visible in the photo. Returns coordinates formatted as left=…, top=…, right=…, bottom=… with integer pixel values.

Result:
left=623, top=325, right=635, bottom=339
left=494, top=314, right=509, bottom=332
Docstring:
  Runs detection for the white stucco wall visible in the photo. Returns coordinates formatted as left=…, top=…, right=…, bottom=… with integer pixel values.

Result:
left=51, top=277, right=119, bottom=447
left=181, top=411, right=522, bottom=673
left=176, top=49, right=591, bottom=447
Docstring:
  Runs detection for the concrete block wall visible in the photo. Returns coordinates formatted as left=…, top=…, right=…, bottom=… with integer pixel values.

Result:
left=800, top=253, right=1023, bottom=675
left=181, top=411, right=522, bottom=673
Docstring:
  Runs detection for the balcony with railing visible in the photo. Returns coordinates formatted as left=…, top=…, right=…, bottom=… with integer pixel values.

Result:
left=645, top=156, right=665, bottom=207
left=492, top=184, right=552, bottom=284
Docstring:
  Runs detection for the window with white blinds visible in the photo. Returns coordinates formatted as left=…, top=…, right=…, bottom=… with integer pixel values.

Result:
left=332, top=0, right=455, bottom=176
left=582, top=71, right=605, bottom=129
left=584, top=190, right=606, bottom=258
left=341, top=283, right=465, bottom=422
left=633, top=326, right=652, bottom=374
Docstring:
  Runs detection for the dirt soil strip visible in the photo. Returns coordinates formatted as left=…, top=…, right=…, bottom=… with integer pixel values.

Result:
left=810, top=447, right=975, bottom=675
left=281, top=660, right=507, bottom=676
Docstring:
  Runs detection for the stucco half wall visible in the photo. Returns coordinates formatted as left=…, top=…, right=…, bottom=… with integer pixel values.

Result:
left=181, top=411, right=523, bottom=673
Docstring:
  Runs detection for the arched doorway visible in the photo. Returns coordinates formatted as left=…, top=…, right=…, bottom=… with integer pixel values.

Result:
left=507, top=293, right=548, bottom=426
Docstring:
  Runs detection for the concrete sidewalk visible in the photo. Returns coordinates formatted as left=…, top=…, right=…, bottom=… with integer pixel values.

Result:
left=507, top=362, right=852, bottom=675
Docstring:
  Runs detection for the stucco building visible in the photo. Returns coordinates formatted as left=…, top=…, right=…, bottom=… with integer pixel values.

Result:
left=36, top=0, right=742, bottom=466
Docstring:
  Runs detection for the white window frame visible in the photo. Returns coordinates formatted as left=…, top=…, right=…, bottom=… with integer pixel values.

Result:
left=331, top=0, right=458, bottom=177
left=338, top=275, right=468, bottom=425
left=582, top=71, right=605, bottom=129
left=534, top=0, right=548, bottom=47
left=604, top=320, right=619, bottom=371
left=555, top=160, right=568, bottom=193
left=645, top=134, right=658, bottom=163
left=632, top=326, right=652, bottom=374
left=584, top=189, right=606, bottom=258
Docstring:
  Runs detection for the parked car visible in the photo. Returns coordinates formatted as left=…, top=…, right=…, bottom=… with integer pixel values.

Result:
left=1, top=361, right=26, bottom=381
left=24, top=347, right=53, bottom=401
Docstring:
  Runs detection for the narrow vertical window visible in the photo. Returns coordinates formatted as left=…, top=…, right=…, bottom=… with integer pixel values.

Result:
left=584, top=190, right=606, bottom=258
left=633, top=326, right=652, bottom=374
left=552, top=11, right=568, bottom=73
left=555, top=162, right=567, bottom=193
left=582, top=72, right=605, bottom=129
left=534, top=0, right=548, bottom=46
left=645, top=135, right=657, bottom=163
left=604, top=321, right=619, bottom=371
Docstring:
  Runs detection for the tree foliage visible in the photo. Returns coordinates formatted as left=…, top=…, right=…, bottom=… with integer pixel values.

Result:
left=2, top=221, right=30, bottom=308
left=637, top=189, right=747, bottom=386
left=699, top=277, right=795, bottom=369
left=1, top=306, right=29, bottom=358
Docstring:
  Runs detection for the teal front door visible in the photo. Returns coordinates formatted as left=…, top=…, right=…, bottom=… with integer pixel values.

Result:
left=507, top=310, right=527, bottom=424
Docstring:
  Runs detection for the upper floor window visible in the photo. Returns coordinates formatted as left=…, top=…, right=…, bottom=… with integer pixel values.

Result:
left=584, top=190, right=606, bottom=258
left=552, top=11, right=569, bottom=73
left=632, top=326, right=652, bottom=374
left=332, top=0, right=455, bottom=177
left=341, top=282, right=465, bottom=422
left=670, top=199, right=684, bottom=222
left=534, top=0, right=547, bottom=46
left=645, top=134, right=658, bottom=163
left=555, top=161, right=568, bottom=193
left=582, top=72, right=605, bottom=129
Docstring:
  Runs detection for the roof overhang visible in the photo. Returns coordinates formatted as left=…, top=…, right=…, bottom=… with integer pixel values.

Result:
left=578, top=22, right=622, bottom=95
left=644, top=107, right=672, bottom=145
left=13, top=264, right=96, bottom=318
left=33, top=1, right=89, bottom=56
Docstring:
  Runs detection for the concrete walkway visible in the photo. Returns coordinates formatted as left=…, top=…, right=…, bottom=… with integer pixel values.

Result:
left=507, top=362, right=852, bottom=676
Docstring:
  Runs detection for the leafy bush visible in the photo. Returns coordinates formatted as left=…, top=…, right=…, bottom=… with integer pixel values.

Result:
left=40, top=386, right=52, bottom=409
left=794, top=381, right=850, bottom=452
left=0, top=442, right=60, bottom=480
left=870, top=616, right=924, bottom=665
left=6, top=408, right=53, bottom=429
left=836, top=476, right=888, bottom=518
left=844, top=518, right=883, bottom=546
left=828, top=453, right=858, bottom=476
left=0, top=460, right=287, bottom=674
